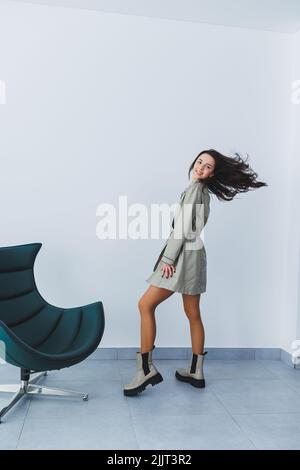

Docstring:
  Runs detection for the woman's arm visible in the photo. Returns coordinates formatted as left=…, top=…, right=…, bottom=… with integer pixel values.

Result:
left=161, top=182, right=203, bottom=266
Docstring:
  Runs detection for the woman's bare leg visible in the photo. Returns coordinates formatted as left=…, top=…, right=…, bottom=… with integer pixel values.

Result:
left=182, top=293, right=205, bottom=355
left=138, top=285, right=175, bottom=353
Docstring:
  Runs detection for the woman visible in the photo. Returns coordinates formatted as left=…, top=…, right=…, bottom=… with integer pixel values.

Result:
left=123, top=149, right=267, bottom=396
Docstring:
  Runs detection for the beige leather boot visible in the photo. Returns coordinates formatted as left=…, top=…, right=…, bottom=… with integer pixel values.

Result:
left=175, top=351, right=208, bottom=388
left=123, top=345, right=163, bottom=396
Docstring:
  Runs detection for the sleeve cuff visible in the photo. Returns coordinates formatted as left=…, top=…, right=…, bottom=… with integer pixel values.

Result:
left=161, top=255, right=175, bottom=265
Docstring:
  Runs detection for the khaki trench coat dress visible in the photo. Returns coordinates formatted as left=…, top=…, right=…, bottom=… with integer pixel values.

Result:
left=145, top=179, right=210, bottom=295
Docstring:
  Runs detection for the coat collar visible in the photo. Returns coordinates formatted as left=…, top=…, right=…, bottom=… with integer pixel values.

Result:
left=185, top=178, right=208, bottom=193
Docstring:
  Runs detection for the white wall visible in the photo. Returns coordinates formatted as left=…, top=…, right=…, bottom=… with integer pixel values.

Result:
left=0, top=0, right=293, bottom=348
left=295, top=32, right=300, bottom=345
left=282, top=29, right=300, bottom=354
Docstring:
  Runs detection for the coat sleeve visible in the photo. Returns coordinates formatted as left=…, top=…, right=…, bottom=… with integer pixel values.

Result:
left=161, top=182, right=203, bottom=265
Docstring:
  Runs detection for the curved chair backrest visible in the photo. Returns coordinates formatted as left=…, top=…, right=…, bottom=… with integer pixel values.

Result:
left=0, top=244, right=105, bottom=422
left=0, top=243, right=63, bottom=349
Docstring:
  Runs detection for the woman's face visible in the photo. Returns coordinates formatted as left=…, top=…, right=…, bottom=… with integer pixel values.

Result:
left=192, top=153, right=215, bottom=181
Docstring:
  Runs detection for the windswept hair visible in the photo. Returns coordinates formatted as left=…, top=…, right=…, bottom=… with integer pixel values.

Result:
left=188, top=149, right=267, bottom=201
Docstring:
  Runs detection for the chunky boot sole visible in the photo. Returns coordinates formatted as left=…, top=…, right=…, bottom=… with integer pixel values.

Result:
left=123, top=373, right=163, bottom=397
left=175, top=371, right=205, bottom=388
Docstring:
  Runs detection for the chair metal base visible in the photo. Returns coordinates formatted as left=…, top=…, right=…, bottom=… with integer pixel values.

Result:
left=0, top=371, right=88, bottom=423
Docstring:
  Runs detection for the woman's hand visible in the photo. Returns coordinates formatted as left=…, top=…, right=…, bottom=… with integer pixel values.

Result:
left=161, top=262, right=176, bottom=278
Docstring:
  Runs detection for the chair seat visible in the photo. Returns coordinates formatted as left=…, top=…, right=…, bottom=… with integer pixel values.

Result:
left=0, top=301, right=104, bottom=372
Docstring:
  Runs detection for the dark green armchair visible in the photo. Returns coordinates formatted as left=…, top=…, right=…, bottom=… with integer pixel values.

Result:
left=0, top=243, right=105, bottom=422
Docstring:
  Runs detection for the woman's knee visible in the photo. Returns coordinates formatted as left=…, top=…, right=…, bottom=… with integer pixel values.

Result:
left=138, top=296, right=154, bottom=313
left=184, top=308, right=201, bottom=322
left=138, top=297, right=145, bottom=312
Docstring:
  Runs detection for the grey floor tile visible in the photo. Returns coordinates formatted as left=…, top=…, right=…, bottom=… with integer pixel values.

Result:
left=25, top=378, right=128, bottom=419
left=0, top=421, right=25, bottom=450
left=0, top=396, right=31, bottom=449
left=122, top=364, right=227, bottom=417
left=125, top=384, right=227, bottom=417
left=45, top=359, right=121, bottom=382
left=132, top=413, right=256, bottom=450
left=0, top=360, right=121, bottom=385
left=0, top=364, right=20, bottom=384
left=17, top=414, right=139, bottom=450
left=233, top=412, right=300, bottom=450
left=256, top=360, right=300, bottom=388
left=203, top=360, right=276, bottom=380
left=211, top=378, right=300, bottom=414
left=0, top=359, right=299, bottom=450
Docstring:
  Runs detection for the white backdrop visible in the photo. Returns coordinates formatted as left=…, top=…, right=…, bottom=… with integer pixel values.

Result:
left=283, top=29, right=300, bottom=354
left=0, top=0, right=295, bottom=350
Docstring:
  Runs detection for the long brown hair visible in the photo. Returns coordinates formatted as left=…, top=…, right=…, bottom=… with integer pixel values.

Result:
left=188, top=149, right=267, bottom=201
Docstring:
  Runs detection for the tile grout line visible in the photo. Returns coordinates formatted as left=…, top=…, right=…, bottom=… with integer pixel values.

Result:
left=279, top=379, right=300, bottom=398
left=256, top=360, right=300, bottom=395
left=116, top=359, right=141, bottom=451
left=227, top=412, right=259, bottom=450
left=15, top=397, right=32, bottom=449
left=209, top=388, right=258, bottom=450
left=254, top=360, right=284, bottom=379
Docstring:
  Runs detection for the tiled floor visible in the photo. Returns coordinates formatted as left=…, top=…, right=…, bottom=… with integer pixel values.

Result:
left=1, top=359, right=300, bottom=450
